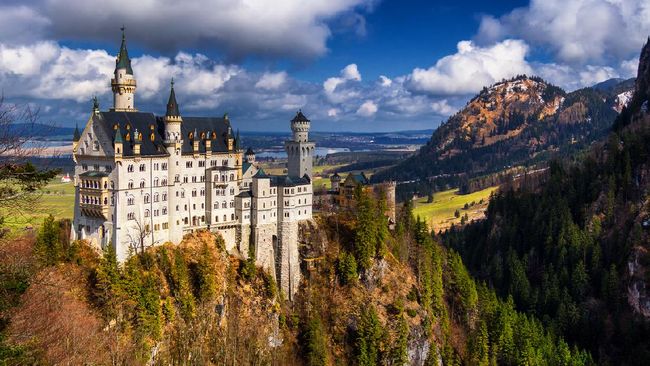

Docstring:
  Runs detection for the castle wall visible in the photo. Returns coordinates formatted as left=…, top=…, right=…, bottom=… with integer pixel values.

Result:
left=253, top=223, right=278, bottom=275
left=278, top=221, right=301, bottom=299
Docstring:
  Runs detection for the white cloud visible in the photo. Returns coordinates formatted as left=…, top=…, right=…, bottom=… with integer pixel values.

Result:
left=379, top=75, right=392, bottom=87
left=255, top=72, right=288, bottom=90
left=476, top=0, right=650, bottom=64
left=327, top=108, right=339, bottom=117
left=408, top=39, right=533, bottom=95
left=324, top=63, right=363, bottom=103
left=356, top=100, right=378, bottom=117
left=431, top=99, right=455, bottom=115
left=5, top=0, right=375, bottom=60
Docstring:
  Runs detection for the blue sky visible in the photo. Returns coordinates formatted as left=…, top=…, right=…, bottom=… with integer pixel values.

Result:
left=0, top=0, right=647, bottom=132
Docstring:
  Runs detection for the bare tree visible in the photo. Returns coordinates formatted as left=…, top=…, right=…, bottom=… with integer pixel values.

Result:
left=125, top=216, right=160, bottom=255
left=0, top=97, right=58, bottom=237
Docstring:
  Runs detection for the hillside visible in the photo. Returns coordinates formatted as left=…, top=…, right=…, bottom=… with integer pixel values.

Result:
left=374, top=75, right=632, bottom=185
left=442, top=39, right=650, bottom=365
left=0, top=192, right=591, bottom=365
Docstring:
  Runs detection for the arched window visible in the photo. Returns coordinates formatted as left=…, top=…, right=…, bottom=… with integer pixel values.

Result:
left=144, top=209, right=150, bottom=218
left=127, top=197, right=134, bottom=205
left=144, top=194, right=150, bottom=203
left=140, top=180, right=145, bottom=188
left=230, top=173, right=234, bottom=181
left=128, top=181, right=134, bottom=189
left=161, top=179, right=167, bottom=186
left=162, top=193, right=167, bottom=201
left=153, top=178, right=159, bottom=186
left=127, top=164, right=134, bottom=173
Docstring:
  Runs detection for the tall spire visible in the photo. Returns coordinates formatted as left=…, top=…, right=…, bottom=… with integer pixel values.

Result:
left=115, top=26, right=134, bottom=75
left=166, top=78, right=180, bottom=117
left=73, top=124, right=81, bottom=142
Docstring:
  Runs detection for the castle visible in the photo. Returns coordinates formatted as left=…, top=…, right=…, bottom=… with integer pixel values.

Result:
left=71, top=30, right=314, bottom=298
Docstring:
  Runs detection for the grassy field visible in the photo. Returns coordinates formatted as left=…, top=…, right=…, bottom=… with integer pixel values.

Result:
left=0, top=178, right=75, bottom=230
left=413, top=186, right=499, bottom=233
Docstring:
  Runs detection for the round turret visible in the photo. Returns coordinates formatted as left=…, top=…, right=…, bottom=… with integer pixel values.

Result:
left=245, top=147, right=256, bottom=163
left=290, top=110, right=310, bottom=142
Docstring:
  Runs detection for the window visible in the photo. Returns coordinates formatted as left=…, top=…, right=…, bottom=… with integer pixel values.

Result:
left=222, top=159, right=228, bottom=166
left=199, top=161, right=205, bottom=167
left=192, top=176, right=197, bottom=183
left=127, top=197, right=134, bottom=205
left=192, top=189, right=197, bottom=197
left=161, top=163, right=167, bottom=170
left=162, top=193, right=167, bottom=201
left=93, top=141, right=99, bottom=151
left=231, top=214, right=234, bottom=220
left=153, top=193, right=159, bottom=202
left=162, top=207, right=167, bottom=215
left=94, top=164, right=99, bottom=171
left=105, top=165, right=112, bottom=172
left=127, top=164, right=134, bottom=173
left=230, top=173, right=234, bottom=181
left=186, top=161, right=193, bottom=168
left=128, top=181, right=134, bottom=189
left=162, top=223, right=168, bottom=229
left=153, top=163, right=159, bottom=171
left=140, top=180, right=145, bottom=188
left=139, top=164, right=146, bottom=172
left=153, top=209, right=159, bottom=217
left=200, top=189, right=205, bottom=196
left=230, top=188, right=235, bottom=195
left=161, top=179, right=167, bottom=186
left=183, top=176, right=188, bottom=183
left=127, top=212, right=135, bottom=220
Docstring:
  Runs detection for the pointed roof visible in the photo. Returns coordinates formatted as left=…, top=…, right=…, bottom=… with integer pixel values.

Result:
left=253, top=168, right=268, bottom=178
left=73, top=124, right=81, bottom=142
left=115, top=26, right=134, bottom=75
left=114, top=126, right=124, bottom=144
left=166, top=79, right=180, bottom=117
left=291, top=109, right=310, bottom=123
left=245, top=147, right=255, bottom=155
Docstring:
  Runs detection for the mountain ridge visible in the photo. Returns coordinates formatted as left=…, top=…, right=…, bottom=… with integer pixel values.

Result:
left=374, top=75, right=634, bottom=186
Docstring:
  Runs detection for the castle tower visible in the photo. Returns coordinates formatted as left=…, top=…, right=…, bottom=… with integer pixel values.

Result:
left=111, top=27, right=137, bottom=111
left=245, top=147, right=256, bottom=163
left=330, top=172, right=341, bottom=191
left=163, top=79, right=184, bottom=243
left=285, top=110, right=315, bottom=179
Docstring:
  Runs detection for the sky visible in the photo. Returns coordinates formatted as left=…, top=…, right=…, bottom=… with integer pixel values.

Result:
left=0, top=0, right=648, bottom=132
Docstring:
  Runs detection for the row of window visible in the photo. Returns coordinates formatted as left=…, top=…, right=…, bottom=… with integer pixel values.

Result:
left=81, top=164, right=112, bottom=172
left=126, top=163, right=168, bottom=173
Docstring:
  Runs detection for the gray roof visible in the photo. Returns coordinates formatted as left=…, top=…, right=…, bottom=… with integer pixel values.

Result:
left=291, top=110, right=310, bottom=123
left=269, top=174, right=310, bottom=187
left=94, top=111, right=234, bottom=157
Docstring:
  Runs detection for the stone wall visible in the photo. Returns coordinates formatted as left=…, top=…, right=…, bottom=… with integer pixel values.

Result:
left=253, top=223, right=278, bottom=275
left=278, top=221, right=301, bottom=300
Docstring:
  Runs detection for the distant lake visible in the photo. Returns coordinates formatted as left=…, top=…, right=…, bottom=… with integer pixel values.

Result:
left=257, top=147, right=350, bottom=159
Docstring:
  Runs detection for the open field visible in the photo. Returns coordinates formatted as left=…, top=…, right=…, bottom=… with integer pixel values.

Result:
left=413, top=186, right=499, bottom=233
left=0, top=178, right=75, bottom=231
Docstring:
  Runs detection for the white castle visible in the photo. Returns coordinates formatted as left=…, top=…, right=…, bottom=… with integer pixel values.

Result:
left=71, top=30, right=314, bottom=298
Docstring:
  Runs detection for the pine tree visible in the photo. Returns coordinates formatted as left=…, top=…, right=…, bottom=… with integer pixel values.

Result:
left=356, top=305, right=384, bottom=366
left=303, top=315, right=328, bottom=366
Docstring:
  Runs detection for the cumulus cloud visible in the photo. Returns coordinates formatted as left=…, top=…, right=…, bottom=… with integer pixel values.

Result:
left=356, top=100, right=378, bottom=117
left=255, top=72, right=288, bottom=90
left=0, top=42, right=240, bottom=103
left=408, top=39, right=533, bottom=95
left=3, top=0, right=375, bottom=60
left=476, top=0, right=650, bottom=64
left=379, top=75, right=392, bottom=87
left=323, top=63, right=363, bottom=103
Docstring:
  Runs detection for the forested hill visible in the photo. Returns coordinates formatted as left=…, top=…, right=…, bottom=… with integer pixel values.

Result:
left=442, top=39, right=650, bottom=365
left=373, top=75, right=633, bottom=184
